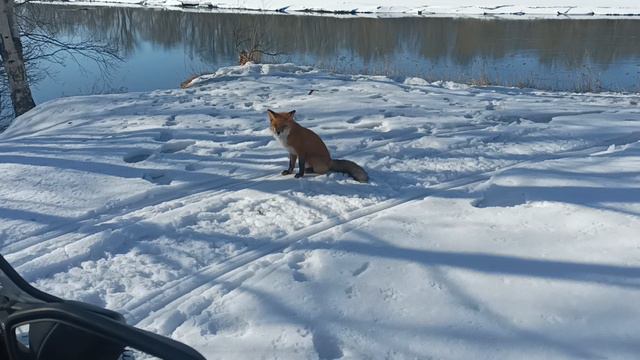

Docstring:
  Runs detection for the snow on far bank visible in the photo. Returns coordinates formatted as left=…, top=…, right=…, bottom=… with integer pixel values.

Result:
left=1, top=63, right=640, bottom=359
left=33, top=0, right=640, bottom=17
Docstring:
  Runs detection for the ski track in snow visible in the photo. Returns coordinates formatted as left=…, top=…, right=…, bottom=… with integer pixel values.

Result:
left=2, top=63, right=640, bottom=359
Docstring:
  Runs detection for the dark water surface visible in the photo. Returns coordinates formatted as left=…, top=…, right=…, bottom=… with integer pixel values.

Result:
left=22, top=4, right=640, bottom=103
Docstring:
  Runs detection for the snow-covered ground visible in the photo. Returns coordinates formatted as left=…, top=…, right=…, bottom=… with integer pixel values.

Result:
left=33, top=0, right=640, bottom=17
left=1, top=63, right=640, bottom=359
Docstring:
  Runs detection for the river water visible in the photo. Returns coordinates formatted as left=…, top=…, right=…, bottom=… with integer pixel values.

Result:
left=21, top=4, right=640, bottom=104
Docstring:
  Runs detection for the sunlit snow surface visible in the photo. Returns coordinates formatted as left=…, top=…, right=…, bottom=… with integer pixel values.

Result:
left=45, top=0, right=640, bottom=18
left=2, top=64, right=640, bottom=359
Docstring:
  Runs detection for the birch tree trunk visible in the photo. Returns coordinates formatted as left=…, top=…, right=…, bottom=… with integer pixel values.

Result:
left=0, top=0, right=35, bottom=117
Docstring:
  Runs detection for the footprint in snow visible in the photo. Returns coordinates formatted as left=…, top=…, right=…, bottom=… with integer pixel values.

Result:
left=346, top=115, right=362, bottom=124
left=164, top=115, right=177, bottom=126
left=287, top=253, right=308, bottom=282
left=485, top=100, right=502, bottom=111
left=354, top=122, right=382, bottom=130
left=220, top=270, right=255, bottom=294
left=312, top=331, right=343, bottom=360
left=123, top=150, right=152, bottom=163
left=344, top=285, right=358, bottom=299
left=154, top=130, right=173, bottom=142
left=379, top=287, right=398, bottom=302
left=185, top=163, right=204, bottom=172
left=142, top=171, right=172, bottom=185
left=351, top=262, right=369, bottom=277
left=160, top=140, right=195, bottom=154
left=154, top=310, right=186, bottom=336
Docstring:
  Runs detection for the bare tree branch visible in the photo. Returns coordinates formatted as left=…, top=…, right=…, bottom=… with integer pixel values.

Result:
left=233, top=21, right=285, bottom=65
left=0, top=1, right=122, bottom=122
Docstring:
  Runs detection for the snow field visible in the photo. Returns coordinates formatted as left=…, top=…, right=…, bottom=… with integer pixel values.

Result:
left=1, top=63, right=639, bottom=358
left=50, top=0, right=640, bottom=17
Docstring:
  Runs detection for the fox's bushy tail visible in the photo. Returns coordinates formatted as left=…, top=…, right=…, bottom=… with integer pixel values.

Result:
left=330, top=159, right=369, bottom=183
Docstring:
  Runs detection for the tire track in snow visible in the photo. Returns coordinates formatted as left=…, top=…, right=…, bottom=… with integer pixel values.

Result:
left=11, top=119, right=627, bottom=290
left=128, top=174, right=486, bottom=327
left=2, top=173, right=273, bottom=253
left=4, top=127, right=449, bottom=280
left=4, top=172, right=276, bottom=266
left=127, top=137, right=628, bottom=329
left=3, top=116, right=493, bottom=261
left=7, top=178, right=282, bottom=280
left=6, top=109, right=496, bottom=259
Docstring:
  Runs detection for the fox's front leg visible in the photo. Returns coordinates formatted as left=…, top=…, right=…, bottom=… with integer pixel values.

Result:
left=295, top=156, right=306, bottom=178
left=282, top=154, right=297, bottom=175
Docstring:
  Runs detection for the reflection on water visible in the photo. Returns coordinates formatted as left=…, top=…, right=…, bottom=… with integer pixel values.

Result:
left=21, top=4, right=640, bottom=102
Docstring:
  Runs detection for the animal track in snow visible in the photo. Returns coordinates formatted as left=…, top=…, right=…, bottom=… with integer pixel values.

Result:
left=379, top=287, right=398, bottom=302
left=344, top=285, right=358, bottom=299
left=287, top=252, right=308, bottom=282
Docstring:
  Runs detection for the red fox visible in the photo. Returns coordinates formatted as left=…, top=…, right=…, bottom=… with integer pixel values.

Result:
left=268, top=109, right=369, bottom=183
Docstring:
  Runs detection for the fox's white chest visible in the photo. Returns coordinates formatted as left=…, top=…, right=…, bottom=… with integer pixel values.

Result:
left=272, top=128, right=297, bottom=155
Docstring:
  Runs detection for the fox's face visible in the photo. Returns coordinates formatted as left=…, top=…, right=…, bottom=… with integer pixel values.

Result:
left=267, top=109, right=296, bottom=136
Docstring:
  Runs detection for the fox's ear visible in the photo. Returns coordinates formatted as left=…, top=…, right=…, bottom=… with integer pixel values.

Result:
left=287, top=110, right=296, bottom=118
left=267, top=109, right=277, bottom=120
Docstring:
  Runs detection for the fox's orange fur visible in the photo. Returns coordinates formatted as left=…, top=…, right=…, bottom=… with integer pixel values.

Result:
left=268, top=109, right=368, bottom=182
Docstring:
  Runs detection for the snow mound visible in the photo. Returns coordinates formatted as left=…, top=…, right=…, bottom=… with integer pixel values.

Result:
left=186, top=63, right=318, bottom=88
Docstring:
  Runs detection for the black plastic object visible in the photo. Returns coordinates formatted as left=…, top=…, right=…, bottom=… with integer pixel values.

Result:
left=0, top=254, right=207, bottom=360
